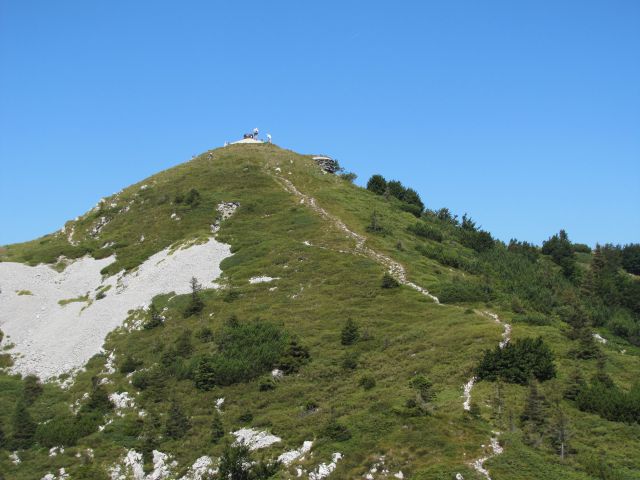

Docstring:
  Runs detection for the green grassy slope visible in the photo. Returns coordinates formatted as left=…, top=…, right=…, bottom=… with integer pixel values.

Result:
left=0, top=144, right=638, bottom=479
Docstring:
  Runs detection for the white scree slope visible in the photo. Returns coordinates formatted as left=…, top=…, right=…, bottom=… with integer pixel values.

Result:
left=0, top=236, right=232, bottom=380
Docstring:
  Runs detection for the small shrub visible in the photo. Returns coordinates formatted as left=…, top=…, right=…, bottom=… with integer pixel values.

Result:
left=196, top=326, right=214, bottom=343
left=322, top=419, right=351, bottom=441
left=175, top=331, right=194, bottom=357
left=238, top=411, right=253, bottom=423
left=342, top=352, right=358, bottom=370
left=119, top=355, right=141, bottom=374
left=359, top=375, right=376, bottom=390
left=304, top=401, right=319, bottom=413
left=276, top=339, right=311, bottom=374
left=366, top=210, right=386, bottom=234
left=408, top=222, right=443, bottom=242
left=259, top=380, right=276, bottom=391
left=23, top=375, right=43, bottom=405
left=381, top=273, right=400, bottom=289
left=144, top=304, right=164, bottom=330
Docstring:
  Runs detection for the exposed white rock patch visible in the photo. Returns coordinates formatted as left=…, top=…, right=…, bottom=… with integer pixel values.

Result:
left=249, top=276, right=278, bottom=284
left=49, top=446, right=64, bottom=457
left=10, top=451, right=21, bottom=464
left=211, top=202, right=240, bottom=233
left=278, top=440, right=313, bottom=466
left=102, top=351, right=117, bottom=375
left=232, top=428, right=281, bottom=450
left=0, top=236, right=233, bottom=380
left=470, top=434, right=503, bottom=480
left=170, top=213, right=181, bottom=221
left=41, top=468, right=69, bottom=480
left=110, top=391, right=136, bottom=415
left=593, top=333, right=607, bottom=344
left=215, top=397, right=225, bottom=413
left=309, top=453, right=342, bottom=480
left=90, top=216, right=110, bottom=238
left=139, top=184, right=149, bottom=190
left=271, top=368, right=284, bottom=379
left=462, top=377, right=476, bottom=412
left=462, top=312, right=511, bottom=412
left=178, top=456, right=218, bottom=480
left=110, top=449, right=177, bottom=480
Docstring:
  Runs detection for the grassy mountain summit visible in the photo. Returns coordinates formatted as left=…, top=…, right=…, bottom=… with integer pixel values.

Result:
left=0, top=143, right=639, bottom=479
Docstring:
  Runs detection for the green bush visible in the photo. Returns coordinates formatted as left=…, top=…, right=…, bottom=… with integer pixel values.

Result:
left=476, top=337, right=556, bottom=385
left=436, top=277, right=492, bottom=303
left=322, top=419, right=351, bottom=441
left=342, top=352, right=358, bottom=370
left=359, top=375, right=376, bottom=390
left=381, top=273, right=400, bottom=289
left=408, top=222, right=443, bottom=242
left=119, top=355, right=141, bottom=374
left=366, top=174, right=387, bottom=195
left=193, top=320, right=289, bottom=390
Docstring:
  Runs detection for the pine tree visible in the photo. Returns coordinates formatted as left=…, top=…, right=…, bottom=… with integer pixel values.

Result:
left=340, top=319, right=360, bottom=346
left=11, top=400, right=36, bottom=449
left=551, top=406, right=571, bottom=461
left=140, top=411, right=161, bottom=468
left=520, top=379, right=547, bottom=447
left=366, top=174, right=387, bottom=195
left=165, top=400, right=191, bottom=439
left=564, top=369, right=586, bottom=400
left=521, top=379, right=546, bottom=427
left=184, top=277, right=204, bottom=317
left=211, top=411, right=224, bottom=444
left=0, top=422, right=6, bottom=449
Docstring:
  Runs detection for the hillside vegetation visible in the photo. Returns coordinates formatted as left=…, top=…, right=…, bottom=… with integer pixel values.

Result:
left=0, top=144, right=639, bottom=480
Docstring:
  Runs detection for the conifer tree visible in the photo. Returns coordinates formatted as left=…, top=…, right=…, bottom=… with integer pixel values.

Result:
left=184, top=277, right=204, bottom=317
left=11, top=400, right=36, bottom=449
left=366, top=174, right=387, bottom=195
left=0, top=422, right=6, bottom=449
left=211, top=411, right=224, bottom=444
left=520, top=379, right=547, bottom=447
left=341, top=319, right=360, bottom=346
left=165, top=400, right=191, bottom=439
left=564, top=369, right=586, bottom=400
left=521, top=379, right=546, bottom=427
left=551, top=406, right=571, bottom=461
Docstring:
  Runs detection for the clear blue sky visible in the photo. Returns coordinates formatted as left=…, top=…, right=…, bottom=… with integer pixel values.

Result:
left=1, top=1, right=638, bottom=247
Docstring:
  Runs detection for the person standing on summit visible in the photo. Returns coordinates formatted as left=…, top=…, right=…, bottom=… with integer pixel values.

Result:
left=253, top=127, right=259, bottom=139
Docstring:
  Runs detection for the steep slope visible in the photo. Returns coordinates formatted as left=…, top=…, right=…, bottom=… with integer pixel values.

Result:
left=0, top=144, right=639, bottom=480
